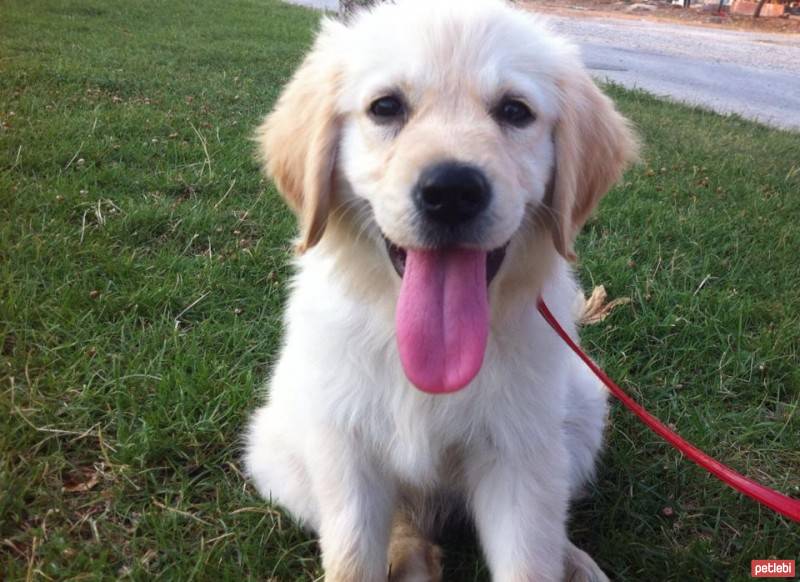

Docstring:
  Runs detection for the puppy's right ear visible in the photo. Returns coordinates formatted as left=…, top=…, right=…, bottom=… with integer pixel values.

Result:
left=255, top=21, right=344, bottom=253
left=547, top=69, right=639, bottom=261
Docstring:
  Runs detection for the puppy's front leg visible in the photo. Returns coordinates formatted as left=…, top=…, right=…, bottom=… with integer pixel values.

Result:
left=467, top=447, right=570, bottom=582
left=308, top=427, right=395, bottom=582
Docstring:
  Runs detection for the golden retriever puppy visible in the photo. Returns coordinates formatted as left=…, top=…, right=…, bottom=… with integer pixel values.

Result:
left=244, top=1, right=638, bottom=580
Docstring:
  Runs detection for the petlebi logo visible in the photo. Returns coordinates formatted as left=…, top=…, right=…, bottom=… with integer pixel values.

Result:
left=751, top=560, right=795, bottom=578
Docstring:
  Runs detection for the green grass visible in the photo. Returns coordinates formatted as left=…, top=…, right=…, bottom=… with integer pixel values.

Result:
left=0, top=0, right=797, bottom=579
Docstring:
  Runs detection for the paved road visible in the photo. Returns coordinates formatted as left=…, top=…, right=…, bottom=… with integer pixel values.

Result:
left=286, top=0, right=337, bottom=10
left=545, top=15, right=800, bottom=131
left=282, top=1, right=800, bottom=131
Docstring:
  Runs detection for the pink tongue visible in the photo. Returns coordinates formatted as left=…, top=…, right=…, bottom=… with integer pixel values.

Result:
left=396, top=248, right=489, bottom=393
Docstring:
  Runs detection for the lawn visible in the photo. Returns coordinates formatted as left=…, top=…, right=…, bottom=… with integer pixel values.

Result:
left=0, top=0, right=798, bottom=580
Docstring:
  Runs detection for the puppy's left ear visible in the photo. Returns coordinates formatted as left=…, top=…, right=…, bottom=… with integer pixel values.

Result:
left=255, top=21, right=344, bottom=253
left=547, top=70, right=639, bottom=260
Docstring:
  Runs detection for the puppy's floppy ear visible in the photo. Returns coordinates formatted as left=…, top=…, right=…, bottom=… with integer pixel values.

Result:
left=255, top=22, right=344, bottom=253
left=547, top=70, right=639, bottom=261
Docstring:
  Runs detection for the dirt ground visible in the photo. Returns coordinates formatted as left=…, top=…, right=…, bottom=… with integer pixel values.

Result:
left=522, top=0, right=800, bottom=33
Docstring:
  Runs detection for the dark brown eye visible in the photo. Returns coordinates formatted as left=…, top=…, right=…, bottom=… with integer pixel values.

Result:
left=495, top=98, right=535, bottom=127
left=369, top=95, right=405, bottom=120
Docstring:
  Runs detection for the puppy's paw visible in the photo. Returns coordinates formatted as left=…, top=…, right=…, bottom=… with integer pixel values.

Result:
left=564, top=543, right=609, bottom=582
left=387, top=521, right=442, bottom=582
left=388, top=542, right=442, bottom=582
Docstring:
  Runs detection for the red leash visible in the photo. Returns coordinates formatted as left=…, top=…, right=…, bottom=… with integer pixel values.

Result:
left=537, top=298, right=800, bottom=523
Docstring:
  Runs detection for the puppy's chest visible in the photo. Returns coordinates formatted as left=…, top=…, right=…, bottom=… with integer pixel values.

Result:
left=388, top=436, right=470, bottom=490
left=363, top=358, right=542, bottom=486
left=378, top=399, right=482, bottom=486
left=291, top=277, right=564, bottom=482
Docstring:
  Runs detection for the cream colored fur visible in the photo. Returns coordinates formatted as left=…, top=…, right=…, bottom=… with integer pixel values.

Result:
left=244, top=1, right=638, bottom=580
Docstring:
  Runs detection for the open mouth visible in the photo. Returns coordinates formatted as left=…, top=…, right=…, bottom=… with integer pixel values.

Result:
left=385, top=238, right=508, bottom=284
left=385, top=237, right=509, bottom=396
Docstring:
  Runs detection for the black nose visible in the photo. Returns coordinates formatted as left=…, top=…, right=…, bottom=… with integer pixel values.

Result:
left=414, top=162, right=491, bottom=226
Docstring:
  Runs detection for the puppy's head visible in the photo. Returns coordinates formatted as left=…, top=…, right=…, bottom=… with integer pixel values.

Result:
left=257, top=0, right=638, bottom=393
